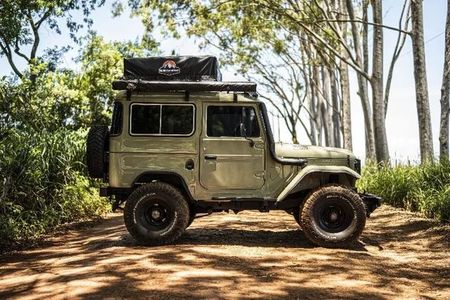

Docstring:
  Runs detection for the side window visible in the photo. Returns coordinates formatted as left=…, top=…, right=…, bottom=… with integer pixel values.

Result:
left=162, top=105, right=194, bottom=134
left=130, top=104, right=160, bottom=134
left=207, top=106, right=260, bottom=137
left=110, top=102, right=123, bottom=136
left=130, top=104, right=194, bottom=136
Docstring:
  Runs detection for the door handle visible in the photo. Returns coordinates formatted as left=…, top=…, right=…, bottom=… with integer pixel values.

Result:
left=204, top=155, right=217, bottom=160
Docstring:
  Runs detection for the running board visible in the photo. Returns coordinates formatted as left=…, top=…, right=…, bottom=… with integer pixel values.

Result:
left=199, top=198, right=277, bottom=212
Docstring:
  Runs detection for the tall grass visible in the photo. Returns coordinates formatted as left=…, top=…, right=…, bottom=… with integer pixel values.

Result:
left=0, top=128, right=109, bottom=250
left=357, top=161, right=450, bottom=222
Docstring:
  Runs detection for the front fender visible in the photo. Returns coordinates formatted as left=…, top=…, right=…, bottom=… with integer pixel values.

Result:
left=276, top=165, right=361, bottom=202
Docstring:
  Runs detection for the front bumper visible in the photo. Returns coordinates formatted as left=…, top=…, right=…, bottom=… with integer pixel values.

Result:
left=359, top=193, right=382, bottom=217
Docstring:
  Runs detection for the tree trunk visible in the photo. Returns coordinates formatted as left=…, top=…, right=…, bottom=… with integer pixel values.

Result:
left=339, top=0, right=352, bottom=151
left=345, top=0, right=376, bottom=160
left=330, top=68, right=342, bottom=148
left=321, top=66, right=334, bottom=147
left=439, top=0, right=450, bottom=161
left=340, top=58, right=352, bottom=150
left=411, top=0, right=434, bottom=163
left=313, top=64, right=324, bottom=146
left=362, top=1, right=372, bottom=159
left=307, top=68, right=318, bottom=145
left=371, top=0, right=390, bottom=163
left=363, top=0, right=370, bottom=76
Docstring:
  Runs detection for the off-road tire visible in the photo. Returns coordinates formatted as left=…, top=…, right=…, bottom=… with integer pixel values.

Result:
left=86, top=125, right=109, bottom=178
left=124, top=182, right=190, bottom=245
left=299, top=185, right=366, bottom=248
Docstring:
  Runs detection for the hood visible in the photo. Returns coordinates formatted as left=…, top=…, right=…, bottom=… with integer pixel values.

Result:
left=275, top=143, right=355, bottom=159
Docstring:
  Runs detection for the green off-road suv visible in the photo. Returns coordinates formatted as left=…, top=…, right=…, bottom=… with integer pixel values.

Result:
left=86, top=56, right=380, bottom=248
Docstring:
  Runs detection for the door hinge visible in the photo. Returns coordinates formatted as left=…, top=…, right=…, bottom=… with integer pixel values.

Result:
left=254, top=142, right=265, bottom=149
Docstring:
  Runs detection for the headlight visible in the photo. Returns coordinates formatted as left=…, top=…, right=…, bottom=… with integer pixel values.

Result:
left=354, top=159, right=361, bottom=174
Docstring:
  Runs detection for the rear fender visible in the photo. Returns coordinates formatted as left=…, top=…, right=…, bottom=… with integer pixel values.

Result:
left=276, top=165, right=360, bottom=202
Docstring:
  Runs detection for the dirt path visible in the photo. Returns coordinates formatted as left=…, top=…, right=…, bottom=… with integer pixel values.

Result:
left=0, top=205, right=449, bottom=299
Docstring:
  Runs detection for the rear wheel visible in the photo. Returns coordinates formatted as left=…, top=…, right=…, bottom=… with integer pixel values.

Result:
left=124, top=182, right=189, bottom=245
left=299, top=185, right=366, bottom=248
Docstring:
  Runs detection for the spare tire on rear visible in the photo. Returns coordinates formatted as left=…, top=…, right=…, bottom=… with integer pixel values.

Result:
left=86, top=125, right=109, bottom=178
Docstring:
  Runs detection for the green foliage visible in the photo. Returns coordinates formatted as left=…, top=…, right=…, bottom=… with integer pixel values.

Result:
left=0, top=128, right=109, bottom=250
left=357, top=162, right=450, bottom=222
left=0, top=0, right=105, bottom=79
left=0, top=34, right=158, bottom=130
left=1, top=67, right=91, bottom=131
left=0, top=33, right=158, bottom=251
left=76, top=33, right=158, bottom=125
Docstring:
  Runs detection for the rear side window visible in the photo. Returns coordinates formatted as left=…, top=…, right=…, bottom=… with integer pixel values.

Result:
left=161, top=105, right=194, bottom=135
left=110, top=102, right=123, bottom=136
left=207, top=106, right=260, bottom=137
left=130, top=104, right=160, bottom=134
left=130, top=104, right=195, bottom=136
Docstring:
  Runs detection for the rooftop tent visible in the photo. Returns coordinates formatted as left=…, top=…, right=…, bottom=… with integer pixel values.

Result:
left=113, top=55, right=257, bottom=93
left=123, top=56, right=222, bottom=81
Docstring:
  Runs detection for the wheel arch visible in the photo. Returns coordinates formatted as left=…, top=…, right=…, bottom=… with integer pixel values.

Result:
left=277, top=166, right=360, bottom=203
left=133, top=171, right=195, bottom=203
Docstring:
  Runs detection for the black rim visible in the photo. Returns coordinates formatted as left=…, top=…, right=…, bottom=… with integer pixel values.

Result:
left=137, top=198, right=175, bottom=231
left=313, top=196, right=354, bottom=233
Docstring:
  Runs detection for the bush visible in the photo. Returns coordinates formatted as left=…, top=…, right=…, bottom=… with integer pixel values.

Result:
left=357, top=161, right=450, bottom=222
left=0, top=128, right=109, bottom=250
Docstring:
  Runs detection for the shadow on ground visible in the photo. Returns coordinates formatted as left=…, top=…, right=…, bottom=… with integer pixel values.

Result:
left=0, top=206, right=448, bottom=299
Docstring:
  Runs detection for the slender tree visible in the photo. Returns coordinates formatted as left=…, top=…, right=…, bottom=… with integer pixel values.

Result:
left=345, top=0, right=375, bottom=159
left=411, top=0, right=434, bottom=162
left=338, top=0, right=352, bottom=150
left=439, top=0, right=450, bottom=161
left=371, top=0, right=389, bottom=162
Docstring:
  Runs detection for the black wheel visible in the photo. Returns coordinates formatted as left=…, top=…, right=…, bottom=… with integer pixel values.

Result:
left=86, top=125, right=109, bottom=178
left=299, top=185, right=366, bottom=248
left=124, top=182, right=190, bottom=245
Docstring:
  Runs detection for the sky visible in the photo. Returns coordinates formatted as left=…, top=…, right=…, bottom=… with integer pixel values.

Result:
left=0, top=0, right=448, bottom=162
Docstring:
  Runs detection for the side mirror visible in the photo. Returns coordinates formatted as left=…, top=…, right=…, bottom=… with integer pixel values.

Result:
left=239, top=122, right=255, bottom=147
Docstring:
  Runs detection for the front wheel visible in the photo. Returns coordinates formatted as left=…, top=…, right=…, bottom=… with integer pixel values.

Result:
left=124, top=182, right=190, bottom=245
left=299, top=185, right=366, bottom=248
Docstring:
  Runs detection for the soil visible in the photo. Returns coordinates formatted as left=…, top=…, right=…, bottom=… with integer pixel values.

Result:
left=0, top=205, right=449, bottom=299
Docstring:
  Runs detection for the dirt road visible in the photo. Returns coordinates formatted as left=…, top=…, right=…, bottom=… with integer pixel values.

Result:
left=0, top=205, right=449, bottom=299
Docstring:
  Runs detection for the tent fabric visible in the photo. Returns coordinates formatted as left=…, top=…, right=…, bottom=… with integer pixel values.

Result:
left=124, top=56, right=222, bottom=81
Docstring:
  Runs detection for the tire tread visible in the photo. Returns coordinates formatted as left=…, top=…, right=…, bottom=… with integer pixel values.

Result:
left=299, top=185, right=366, bottom=248
left=124, top=182, right=189, bottom=245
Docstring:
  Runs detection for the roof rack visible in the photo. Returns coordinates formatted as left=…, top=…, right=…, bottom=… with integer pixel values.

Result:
left=112, top=79, right=257, bottom=93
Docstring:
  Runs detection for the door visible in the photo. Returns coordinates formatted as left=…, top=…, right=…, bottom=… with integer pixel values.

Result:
left=200, top=104, right=265, bottom=190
